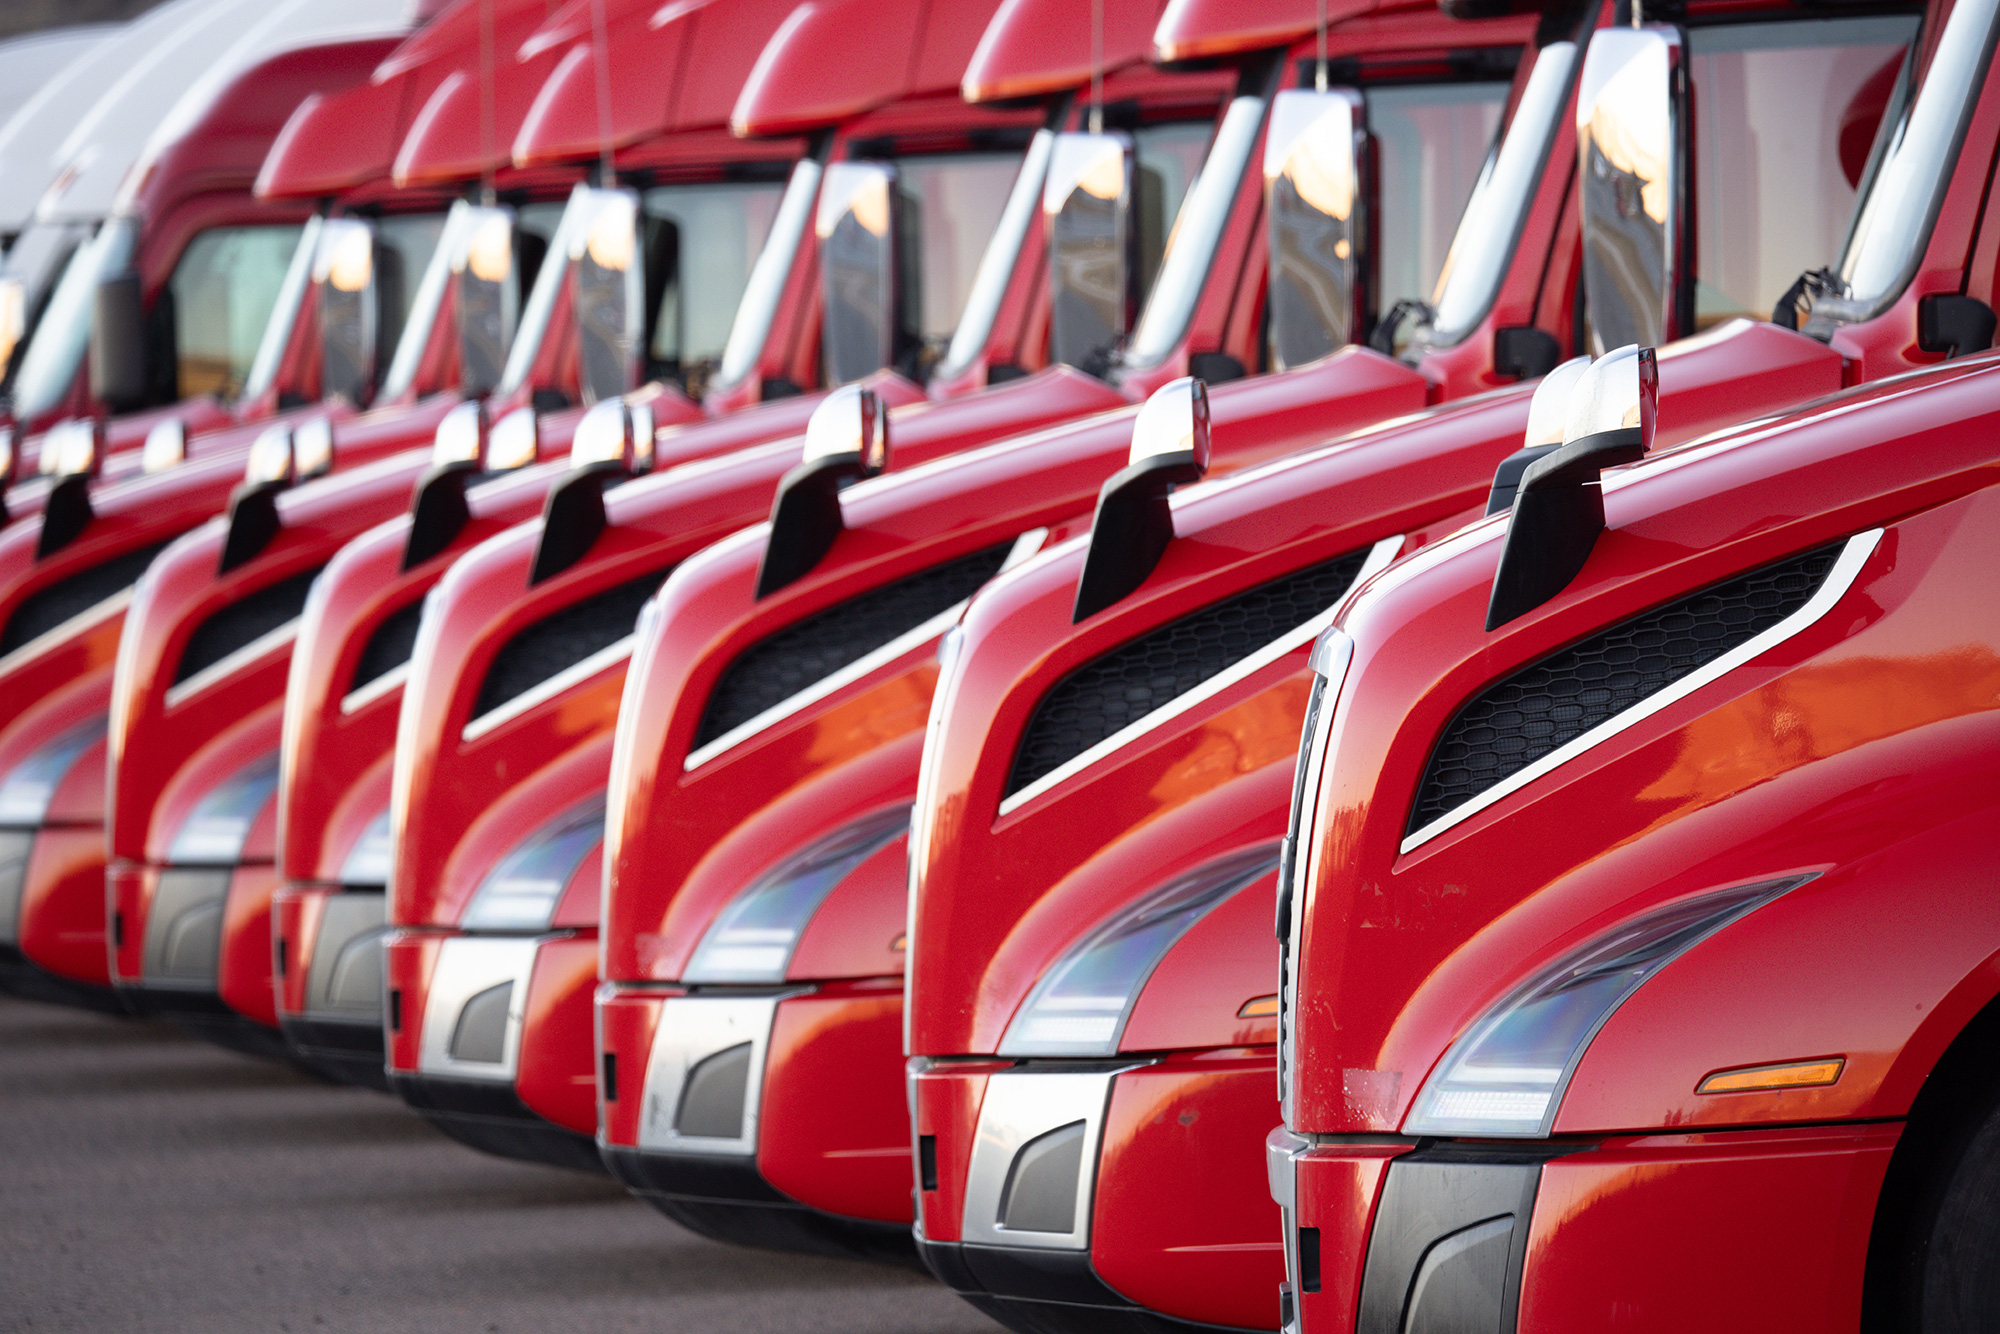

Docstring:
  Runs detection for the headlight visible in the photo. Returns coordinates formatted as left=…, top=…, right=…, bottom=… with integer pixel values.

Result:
left=459, top=796, right=604, bottom=931
left=0, top=717, right=105, bottom=824
left=338, top=808, right=392, bottom=886
left=1404, top=873, right=1813, bottom=1137
left=682, top=805, right=910, bottom=983
left=166, top=754, right=281, bottom=863
left=999, top=844, right=1281, bottom=1057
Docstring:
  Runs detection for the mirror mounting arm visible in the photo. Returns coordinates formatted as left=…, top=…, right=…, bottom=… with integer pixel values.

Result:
left=754, top=452, right=869, bottom=598
left=1071, top=450, right=1205, bottom=622
left=530, top=460, right=627, bottom=585
left=402, top=460, right=482, bottom=570
left=219, top=479, right=286, bottom=574
left=1484, top=426, right=1645, bottom=629
left=36, top=475, right=94, bottom=559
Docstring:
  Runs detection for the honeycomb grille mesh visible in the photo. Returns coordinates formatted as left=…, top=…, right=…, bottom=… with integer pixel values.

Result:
left=174, top=565, right=325, bottom=685
left=1, top=541, right=170, bottom=656
left=1006, top=548, right=1371, bottom=797
left=1407, top=543, right=1843, bottom=834
left=694, top=542, right=1014, bottom=749
left=471, top=571, right=666, bottom=720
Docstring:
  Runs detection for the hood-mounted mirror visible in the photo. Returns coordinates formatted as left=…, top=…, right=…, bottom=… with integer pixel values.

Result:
left=754, top=383, right=890, bottom=598
left=1577, top=26, right=1687, bottom=353
left=315, top=217, right=379, bottom=408
left=0, top=424, right=14, bottom=523
left=529, top=396, right=658, bottom=585
left=402, top=400, right=540, bottom=571
left=1486, top=344, right=1657, bottom=629
left=1483, top=355, right=1592, bottom=516
left=818, top=163, right=900, bottom=387
left=218, top=416, right=336, bottom=573
left=1072, top=376, right=1211, bottom=622
left=34, top=417, right=105, bottom=559
left=142, top=417, right=186, bottom=474
left=1265, top=89, right=1368, bottom=372
left=569, top=188, right=644, bottom=406
left=1045, top=132, right=1136, bottom=376
left=453, top=207, right=519, bottom=398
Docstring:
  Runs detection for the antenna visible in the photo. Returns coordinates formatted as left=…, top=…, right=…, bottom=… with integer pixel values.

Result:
left=1089, top=0, right=1104, bottom=135
left=1315, top=0, right=1328, bottom=91
left=590, top=0, right=616, bottom=185
left=479, top=0, right=497, bottom=206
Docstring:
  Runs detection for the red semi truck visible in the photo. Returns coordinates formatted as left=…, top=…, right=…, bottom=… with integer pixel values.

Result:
left=905, top=0, right=1997, bottom=1328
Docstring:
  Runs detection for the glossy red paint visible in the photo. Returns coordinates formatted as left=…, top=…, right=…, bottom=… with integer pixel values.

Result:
left=1286, top=1144, right=1410, bottom=1333
left=390, top=0, right=576, bottom=186
left=516, top=932, right=600, bottom=1133
left=962, top=0, right=1167, bottom=102
left=1153, top=0, right=1425, bottom=63
left=596, top=987, right=677, bottom=1148
left=909, top=1059, right=1012, bottom=1244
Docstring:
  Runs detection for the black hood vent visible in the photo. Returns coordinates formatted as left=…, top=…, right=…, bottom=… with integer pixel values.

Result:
left=1006, top=547, right=1371, bottom=798
left=348, top=597, right=426, bottom=697
left=469, top=571, right=666, bottom=723
left=694, top=542, right=1014, bottom=751
left=1, top=541, right=171, bottom=657
left=173, top=566, right=325, bottom=686
left=1407, top=543, right=1843, bottom=836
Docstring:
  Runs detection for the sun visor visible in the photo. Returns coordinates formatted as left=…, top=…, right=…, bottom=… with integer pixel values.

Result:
left=732, top=0, right=1003, bottom=137
left=1153, top=0, right=1385, bottom=62
left=258, top=71, right=412, bottom=199
left=964, top=0, right=1165, bottom=103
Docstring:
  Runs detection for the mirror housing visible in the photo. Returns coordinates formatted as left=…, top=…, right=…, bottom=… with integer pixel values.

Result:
left=220, top=417, right=335, bottom=573
left=402, top=401, right=540, bottom=571
left=818, top=163, right=900, bottom=386
left=1486, top=344, right=1658, bottom=629
left=34, top=418, right=105, bottom=558
left=1576, top=26, right=1687, bottom=352
left=91, top=272, right=150, bottom=413
left=1264, top=89, right=1368, bottom=371
left=754, top=384, right=890, bottom=598
left=142, top=417, right=186, bottom=473
left=1484, top=355, right=1592, bottom=515
left=1044, top=132, right=1135, bottom=375
left=315, top=217, right=379, bottom=407
left=530, top=397, right=657, bottom=585
left=570, top=188, right=644, bottom=406
left=453, top=207, right=518, bottom=397
left=1072, top=377, right=1211, bottom=622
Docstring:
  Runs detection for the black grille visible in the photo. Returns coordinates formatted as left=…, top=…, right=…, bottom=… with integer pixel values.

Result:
left=173, top=566, right=325, bottom=685
left=470, top=571, right=664, bottom=720
left=349, top=598, right=425, bottom=696
left=694, top=542, right=1014, bottom=749
left=1006, top=548, right=1371, bottom=797
left=1, top=541, right=171, bottom=656
left=1407, top=543, right=1844, bottom=834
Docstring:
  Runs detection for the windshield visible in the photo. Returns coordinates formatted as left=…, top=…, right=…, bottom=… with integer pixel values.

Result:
left=373, top=212, right=451, bottom=382
left=1371, top=82, right=1509, bottom=322
left=715, top=159, right=823, bottom=394
left=240, top=217, right=323, bottom=404
left=641, top=179, right=787, bottom=398
left=9, top=218, right=135, bottom=423
left=494, top=197, right=605, bottom=400
left=1687, top=16, right=1917, bottom=329
left=0, top=221, right=91, bottom=389
left=169, top=223, right=307, bottom=400
left=891, top=152, right=1023, bottom=379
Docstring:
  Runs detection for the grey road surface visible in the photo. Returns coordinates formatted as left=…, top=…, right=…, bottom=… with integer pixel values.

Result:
left=0, top=995, right=1001, bottom=1334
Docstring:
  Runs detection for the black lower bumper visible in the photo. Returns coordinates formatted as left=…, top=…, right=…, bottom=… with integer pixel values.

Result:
left=602, top=1144, right=920, bottom=1268
left=390, top=1072, right=604, bottom=1173
left=0, top=945, right=126, bottom=1014
left=115, top=984, right=295, bottom=1062
left=280, top=1014, right=389, bottom=1091
left=918, top=1234, right=1263, bottom=1334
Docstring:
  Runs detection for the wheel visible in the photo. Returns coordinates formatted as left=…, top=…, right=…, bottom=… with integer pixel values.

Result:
left=1904, top=1085, right=2000, bottom=1329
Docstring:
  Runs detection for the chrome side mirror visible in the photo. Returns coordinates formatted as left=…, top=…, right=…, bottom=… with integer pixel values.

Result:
left=818, top=163, right=899, bottom=386
left=315, top=218, right=379, bottom=408
left=219, top=416, right=334, bottom=573
left=569, top=187, right=644, bottom=406
left=403, top=400, right=539, bottom=571
left=142, top=417, right=186, bottom=473
left=530, top=395, right=658, bottom=585
left=1073, top=376, right=1212, bottom=622
left=1044, top=132, right=1134, bottom=374
left=1577, top=27, right=1687, bottom=352
left=1487, top=344, right=1658, bottom=628
left=453, top=206, right=518, bottom=397
left=568, top=396, right=656, bottom=476
left=1484, top=355, right=1592, bottom=516
left=754, top=384, right=892, bottom=598
left=34, top=418, right=106, bottom=559
left=1264, top=89, right=1368, bottom=371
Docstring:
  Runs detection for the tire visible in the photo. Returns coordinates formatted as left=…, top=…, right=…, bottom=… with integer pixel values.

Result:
left=1905, top=1087, right=2000, bottom=1330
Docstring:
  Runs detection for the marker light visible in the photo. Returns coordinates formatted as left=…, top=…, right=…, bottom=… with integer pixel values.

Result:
left=1405, top=874, right=1813, bottom=1137
left=141, top=418, right=185, bottom=473
left=459, top=797, right=603, bottom=931
left=1000, top=845, right=1280, bottom=1057
left=1239, top=995, right=1280, bottom=1019
left=682, top=806, right=911, bottom=983
left=166, top=755, right=281, bottom=864
left=1697, top=1057, right=1843, bottom=1095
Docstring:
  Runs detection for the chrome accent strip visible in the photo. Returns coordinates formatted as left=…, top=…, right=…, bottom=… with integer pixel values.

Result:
left=635, top=991, right=806, bottom=1155
left=460, top=635, right=632, bottom=742
left=416, top=935, right=542, bottom=1082
left=959, top=1065, right=1142, bottom=1252
left=163, top=618, right=299, bottom=708
left=340, top=661, right=408, bottom=715
left=999, top=535, right=1402, bottom=817
left=1399, top=528, right=1883, bottom=853
left=684, top=529, right=1047, bottom=772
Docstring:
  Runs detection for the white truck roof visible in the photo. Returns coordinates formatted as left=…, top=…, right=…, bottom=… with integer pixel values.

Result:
left=0, top=26, right=117, bottom=149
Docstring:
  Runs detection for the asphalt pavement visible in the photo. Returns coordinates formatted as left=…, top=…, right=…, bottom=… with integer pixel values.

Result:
left=0, top=994, right=1002, bottom=1333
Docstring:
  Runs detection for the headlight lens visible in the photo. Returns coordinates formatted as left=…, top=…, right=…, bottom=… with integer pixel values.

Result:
left=1404, top=874, right=1813, bottom=1137
left=459, top=796, right=604, bottom=930
left=682, top=805, right=910, bottom=983
left=338, top=808, right=393, bottom=886
left=0, top=717, right=105, bottom=823
left=166, top=754, right=281, bottom=863
left=999, top=844, right=1280, bottom=1057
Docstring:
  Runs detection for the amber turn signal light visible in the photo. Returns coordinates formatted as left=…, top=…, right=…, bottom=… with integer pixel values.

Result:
left=1238, top=995, right=1280, bottom=1019
left=1697, top=1057, right=1844, bottom=1095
